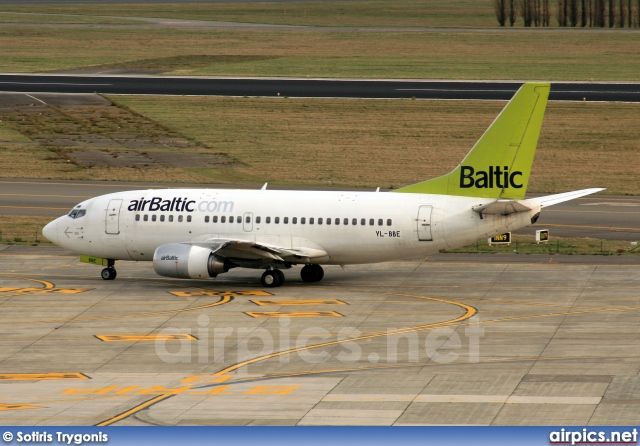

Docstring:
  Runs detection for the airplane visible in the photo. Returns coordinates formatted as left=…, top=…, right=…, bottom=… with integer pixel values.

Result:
left=42, top=83, right=604, bottom=287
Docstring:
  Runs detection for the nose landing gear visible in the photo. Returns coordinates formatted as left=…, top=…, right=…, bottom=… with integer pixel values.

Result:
left=101, top=259, right=117, bottom=280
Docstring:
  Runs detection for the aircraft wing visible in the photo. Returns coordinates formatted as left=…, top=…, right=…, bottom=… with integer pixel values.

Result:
left=194, top=239, right=328, bottom=263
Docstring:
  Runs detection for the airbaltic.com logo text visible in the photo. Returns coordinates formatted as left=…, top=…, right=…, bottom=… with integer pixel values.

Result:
left=127, top=197, right=235, bottom=213
left=549, top=428, right=638, bottom=445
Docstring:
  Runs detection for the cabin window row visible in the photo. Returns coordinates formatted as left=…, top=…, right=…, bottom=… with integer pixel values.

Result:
left=135, top=214, right=192, bottom=223
left=203, top=216, right=393, bottom=226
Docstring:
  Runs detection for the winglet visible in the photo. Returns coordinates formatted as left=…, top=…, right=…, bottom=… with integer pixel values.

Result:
left=394, top=83, right=550, bottom=199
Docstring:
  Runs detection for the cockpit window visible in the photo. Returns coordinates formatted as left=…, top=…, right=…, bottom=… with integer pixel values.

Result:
left=68, top=209, right=86, bottom=219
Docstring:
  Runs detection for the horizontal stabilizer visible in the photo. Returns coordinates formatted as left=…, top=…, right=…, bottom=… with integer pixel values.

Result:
left=533, top=188, right=606, bottom=208
left=473, top=200, right=532, bottom=216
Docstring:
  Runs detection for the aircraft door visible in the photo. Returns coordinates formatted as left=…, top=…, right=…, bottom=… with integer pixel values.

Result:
left=417, top=205, right=433, bottom=241
left=105, top=199, right=123, bottom=235
left=243, top=212, right=253, bottom=232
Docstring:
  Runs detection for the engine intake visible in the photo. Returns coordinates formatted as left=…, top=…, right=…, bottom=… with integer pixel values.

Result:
left=153, top=243, right=228, bottom=279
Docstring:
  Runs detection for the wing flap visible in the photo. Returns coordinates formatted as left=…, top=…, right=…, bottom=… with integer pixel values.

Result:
left=194, top=239, right=328, bottom=263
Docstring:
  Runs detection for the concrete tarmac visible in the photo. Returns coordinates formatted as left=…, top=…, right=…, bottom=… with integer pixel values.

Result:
left=0, top=245, right=638, bottom=425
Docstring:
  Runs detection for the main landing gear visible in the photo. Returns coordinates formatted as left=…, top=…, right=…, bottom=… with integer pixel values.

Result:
left=261, top=269, right=285, bottom=288
left=300, top=264, right=324, bottom=283
left=260, top=264, right=325, bottom=287
left=101, top=260, right=117, bottom=280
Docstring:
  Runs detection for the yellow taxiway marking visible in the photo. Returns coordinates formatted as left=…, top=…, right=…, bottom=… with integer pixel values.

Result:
left=168, top=290, right=272, bottom=298
left=95, top=394, right=170, bottom=427
left=251, top=299, right=346, bottom=306
left=245, top=311, right=343, bottom=318
left=95, top=334, right=197, bottom=342
left=0, top=287, right=93, bottom=296
left=0, top=373, right=89, bottom=381
left=0, top=403, right=43, bottom=411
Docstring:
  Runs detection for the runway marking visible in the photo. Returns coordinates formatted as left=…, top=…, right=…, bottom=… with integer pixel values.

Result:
left=0, top=373, right=88, bottom=381
left=0, top=287, right=93, bottom=296
left=168, top=290, right=271, bottom=298
left=245, top=310, right=343, bottom=318
left=95, top=334, right=197, bottom=342
left=543, top=223, right=640, bottom=232
left=0, top=403, right=43, bottom=411
left=251, top=299, right=346, bottom=306
left=0, top=205, right=70, bottom=210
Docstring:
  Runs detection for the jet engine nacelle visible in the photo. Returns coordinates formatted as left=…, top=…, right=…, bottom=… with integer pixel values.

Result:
left=153, top=243, right=228, bottom=279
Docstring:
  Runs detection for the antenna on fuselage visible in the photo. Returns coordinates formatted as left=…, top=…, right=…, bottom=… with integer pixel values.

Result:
left=261, top=183, right=268, bottom=190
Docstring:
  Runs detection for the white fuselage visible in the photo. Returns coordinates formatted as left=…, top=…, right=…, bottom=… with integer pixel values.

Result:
left=44, top=188, right=540, bottom=265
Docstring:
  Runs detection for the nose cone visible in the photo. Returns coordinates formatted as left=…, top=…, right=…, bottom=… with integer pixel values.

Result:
left=43, top=219, right=59, bottom=245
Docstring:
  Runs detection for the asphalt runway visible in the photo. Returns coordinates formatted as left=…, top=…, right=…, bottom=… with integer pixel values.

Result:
left=1, top=75, right=640, bottom=101
left=2, top=178, right=638, bottom=241
left=0, top=245, right=638, bottom=425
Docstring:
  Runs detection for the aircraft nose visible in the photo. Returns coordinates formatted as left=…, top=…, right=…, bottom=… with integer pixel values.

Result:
left=42, top=219, right=59, bottom=244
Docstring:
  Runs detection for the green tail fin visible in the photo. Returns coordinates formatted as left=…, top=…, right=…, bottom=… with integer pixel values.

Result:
left=394, top=82, right=550, bottom=199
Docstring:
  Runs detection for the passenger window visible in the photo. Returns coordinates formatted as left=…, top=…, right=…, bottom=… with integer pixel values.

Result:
left=310, top=217, right=314, bottom=224
left=326, top=218, right=331, bottom=225
left=266, top=217, right=271, bottom=224
left=160, top=215, right=165, bottom=222
left=318, top=218, right=323, bottom=225
left=378, top=219, right=383, bottom=226
left=169, top=215, right=174, bottom=222
left=135, top=214, right=140, bottom=221
left=213, top=216, right=218, bottom=223
left=229, top=216, right=234, bottom=223
left=256, top=216, right=261, bottom=224
left=387, top=219, right=392, bottom=226
left=237, top=216, right=241, bottom=223
left=187, top=215, right=192, bottom=222
left=246, top=216, right=251, bottom=223
left=275, top=217, right=280, bottom=224
left=335, top=218, right=340, bottom=225
left=301, top=217, right=306, bottom=224
left=178, top=215, right=183, bottom=222
left=361, top=218, right=366, bottom=225
left=344, top=218, right=349, bottom=225
left=221, top=216, right=226, bottom=223
left=152, top=215, right=157, bottom=222
left=352, top=218, right=357, bottom=225
left=369, top=219, right=374, bottom=226
left=292, top=217, right=297, bottom=224
left=205, top=216, right=210, bottom=223
left=284, top=217, right=289, bottom=224
left=143, top=215, right=148, bottom=222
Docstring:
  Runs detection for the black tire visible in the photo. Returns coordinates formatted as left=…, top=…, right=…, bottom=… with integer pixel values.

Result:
left=101, top=268, right=116, bottom=280
left=301, top=264, right=324, bottom=283
left=261, top=270, right=281, bottom=288
left=274, top=269, right=285, bottom=285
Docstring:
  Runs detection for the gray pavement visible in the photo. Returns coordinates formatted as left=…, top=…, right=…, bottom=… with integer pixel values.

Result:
left=0, top=245, right=638, bottom=425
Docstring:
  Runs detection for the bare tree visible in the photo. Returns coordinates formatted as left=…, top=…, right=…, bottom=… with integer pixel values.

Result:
left=594, top=0, right=606, bottom=25
left=628, top=0, right=633, bottom=25
left=569, top=0, right=579, bottom=25
left=495, top=0, right=507, bottom=26
left=509, top=0, right=518, bottom=25
left=558, top=0, right=567, bottom=25
left=609, top=0, right=616, bottom=26
left=544, top=0, right=551, bottom=24
left=619, top=0, right=626, bottom=26
left=521, top=0, right=534, bottom=25
left=581, top=0, right=588, bottom=25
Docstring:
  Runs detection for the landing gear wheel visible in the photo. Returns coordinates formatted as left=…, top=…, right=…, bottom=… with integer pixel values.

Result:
left=301, top=264, right=324, bottom=283
left=274, top=269, right=285, bottom=285
left=261, top=270, right=283, bottom=288
left=101, top=267, right=117, bottom=281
